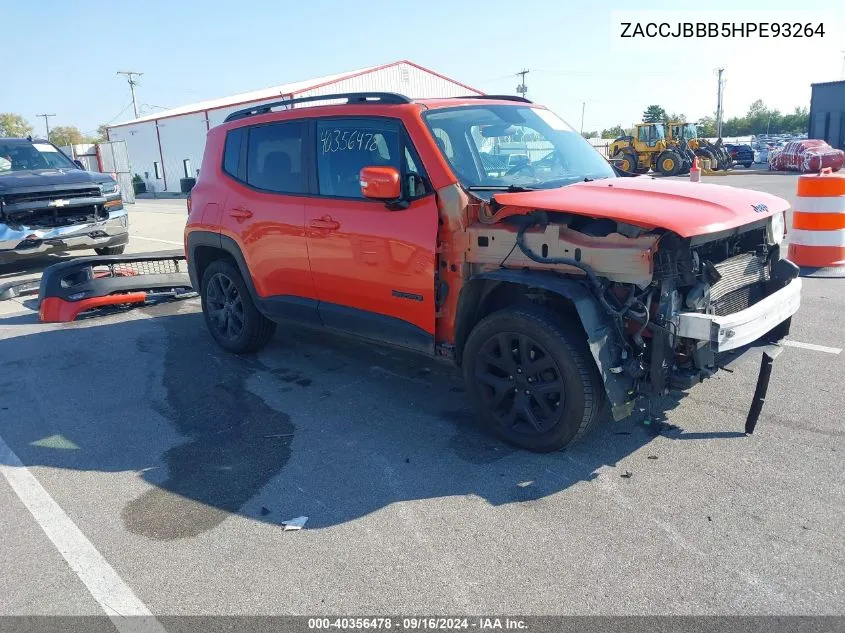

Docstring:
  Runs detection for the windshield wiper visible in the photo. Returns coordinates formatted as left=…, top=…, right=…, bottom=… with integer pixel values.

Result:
left=466, top=185, right=536, bottom=193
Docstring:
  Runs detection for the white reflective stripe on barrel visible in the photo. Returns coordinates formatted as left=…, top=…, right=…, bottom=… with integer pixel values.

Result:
left=794, top=195, right=845, bottom=213
left=789, top=228, right=845, bottom=247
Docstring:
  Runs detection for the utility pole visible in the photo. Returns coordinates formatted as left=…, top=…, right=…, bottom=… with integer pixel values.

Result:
left=36, top=113, right=55, bottom=140
left=516, top=69, right=529, bottom=98
left=715, top=67, right=725, bottom=139
left=580, top=101, right=586, bottom=135
left=117, top=71, right=143, bottom=118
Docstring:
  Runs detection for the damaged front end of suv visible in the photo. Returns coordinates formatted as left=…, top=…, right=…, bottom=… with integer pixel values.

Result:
left=425, top=101, right=802, bottom=439
left=459, top=181, right=801, bottom=431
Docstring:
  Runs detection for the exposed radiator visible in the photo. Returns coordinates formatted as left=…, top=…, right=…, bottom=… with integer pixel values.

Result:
left=710, top=252, right=770, bottom=303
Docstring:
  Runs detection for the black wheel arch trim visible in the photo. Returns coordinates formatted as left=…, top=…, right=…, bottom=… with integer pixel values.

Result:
left=455, top=269, right=634, bottom=420
left=186, top=230, right=257, bottom=300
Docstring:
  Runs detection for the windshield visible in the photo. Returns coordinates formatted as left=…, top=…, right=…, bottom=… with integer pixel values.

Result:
left=422, top=105, right=615, bottom=192
left=0, top=141, right=77, bottom=173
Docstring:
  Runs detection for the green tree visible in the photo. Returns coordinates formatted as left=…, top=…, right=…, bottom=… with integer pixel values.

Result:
left=780, top=107, right=809, bottom=134
left=642, top=105, right=667, bottom=123
left=94, top=124, right=110, bottom=143
left=601, top=125, right=625, bottom=139
left=48, top=126, right=86, bottom=147
left=0, top=113, right=33, bottom=138
left=581, top=130, right=599, bottom=139
left=697, top=116, right=717, bottom=137
left=667, top=112, right=687, bottom=124
left=721, top=117, right=746, bottom=137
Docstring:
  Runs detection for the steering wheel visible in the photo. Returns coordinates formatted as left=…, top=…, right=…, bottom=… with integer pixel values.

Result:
left=505, top=162, right=537, bottom=177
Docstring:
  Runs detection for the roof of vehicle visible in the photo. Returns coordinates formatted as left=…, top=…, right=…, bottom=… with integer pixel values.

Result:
left=220, top=92, right=540, bottom=126
left=0, top=137, right=48, bottom=144
left=414, top=95, right=535, bottom=109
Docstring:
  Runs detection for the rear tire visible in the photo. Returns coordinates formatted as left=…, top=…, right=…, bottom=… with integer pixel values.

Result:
left=95, top=245, right=126, bottom=256
left=200, top=260, right=275, bottom=354
left=743, top=162, right=752, bottom=168
left=462, top=307, right=603, bottom=452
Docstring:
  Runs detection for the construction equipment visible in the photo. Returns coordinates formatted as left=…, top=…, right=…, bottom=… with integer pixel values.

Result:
left=666, top=122, right=731, bottom=171
left=609, top=123, right=686, bottom=177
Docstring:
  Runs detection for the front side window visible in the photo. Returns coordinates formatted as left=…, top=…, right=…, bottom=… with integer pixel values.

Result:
left=316, top=118, right=404, bottom=199
left=0, top=141, right=77, bottom=173
left=246, top=121, right=305, bottom=194
left=423, top=105, right=615, bottom=193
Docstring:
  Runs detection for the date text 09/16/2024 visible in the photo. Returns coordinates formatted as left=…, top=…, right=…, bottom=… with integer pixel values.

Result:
left=307, top=617, right=529, bottom=630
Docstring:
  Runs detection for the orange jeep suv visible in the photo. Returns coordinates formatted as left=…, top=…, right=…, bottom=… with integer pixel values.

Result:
left=185, top=92, right=801, bottom=452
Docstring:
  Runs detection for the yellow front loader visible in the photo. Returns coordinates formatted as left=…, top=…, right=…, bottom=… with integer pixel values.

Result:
left=666, top=122, right=731, bottom=171
left=609, top=123, right=686, bottom=176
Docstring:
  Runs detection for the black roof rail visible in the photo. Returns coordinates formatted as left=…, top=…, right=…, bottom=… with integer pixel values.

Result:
left=224, top=92, right=412, bottom=123
left=454, top=94, right=533, bottom=103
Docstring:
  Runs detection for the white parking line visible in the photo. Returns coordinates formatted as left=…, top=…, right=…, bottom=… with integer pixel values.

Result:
left=132, top=235, right=183, bottom=246
left=783, top=340, right=842, bottom=354
left=0, top=434, right=166, bottom=633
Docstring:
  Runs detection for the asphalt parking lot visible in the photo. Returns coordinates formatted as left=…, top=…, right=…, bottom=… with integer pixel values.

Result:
left=1, top=175, right=843, bottom=622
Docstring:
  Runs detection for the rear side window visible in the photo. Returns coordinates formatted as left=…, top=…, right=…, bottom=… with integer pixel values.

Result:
left=316, top=118, right=401, bottom=198
left=222, top=128, right=243, bottom=178
left=246, top=122, right=305, bottom=194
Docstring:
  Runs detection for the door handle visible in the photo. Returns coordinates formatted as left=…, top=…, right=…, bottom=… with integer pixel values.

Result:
left=309, top=217, right=340, bottom=231
left=229, top=207, right=253, bottom=219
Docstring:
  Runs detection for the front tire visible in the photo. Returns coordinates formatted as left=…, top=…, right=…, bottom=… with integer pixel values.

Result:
left=614, top=148, right=638, bottom=175
left=463, top=307, right=602, bottom=452
left=656, top=150, right=681, bottom=176
left=200, top=260, right=276, bottom=354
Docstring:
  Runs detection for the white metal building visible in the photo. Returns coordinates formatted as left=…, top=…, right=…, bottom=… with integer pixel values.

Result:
left=107, top=60, right=482, bottom=194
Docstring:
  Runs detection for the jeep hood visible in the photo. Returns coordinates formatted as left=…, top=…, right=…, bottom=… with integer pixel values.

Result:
left=491, top=177, right=789, bottom=238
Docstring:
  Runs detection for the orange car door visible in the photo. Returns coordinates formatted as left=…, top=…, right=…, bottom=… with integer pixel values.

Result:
left=305, top=117, right=438, bottom=353
left=220, top=120, right=318, bottom=322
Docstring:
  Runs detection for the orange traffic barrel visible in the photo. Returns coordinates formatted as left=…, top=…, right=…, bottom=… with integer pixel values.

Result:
left=788, top=168, right=845, bottom=268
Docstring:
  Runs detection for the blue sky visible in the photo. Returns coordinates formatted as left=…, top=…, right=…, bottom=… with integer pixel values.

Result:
left=4, top=0, right=844, bottom=136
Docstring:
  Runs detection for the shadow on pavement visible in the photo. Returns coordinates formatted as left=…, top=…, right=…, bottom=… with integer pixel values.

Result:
left=0, top=306, right=726, bottom=539
left=0, top=253, right=76, bottom=280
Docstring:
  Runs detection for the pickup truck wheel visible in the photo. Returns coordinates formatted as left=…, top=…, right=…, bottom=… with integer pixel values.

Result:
left=463, top=307, right=602, bottom=452
left=201, top=260, right=275, bottom=354
left=95, top=245, right=125, bottom=255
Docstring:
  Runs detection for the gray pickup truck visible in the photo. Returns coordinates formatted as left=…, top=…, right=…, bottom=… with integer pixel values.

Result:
left=0, top=137, right=129, bottom=264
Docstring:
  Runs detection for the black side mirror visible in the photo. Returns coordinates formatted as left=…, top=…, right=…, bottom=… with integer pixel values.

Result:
left=73, top=159, right=85, bottom=170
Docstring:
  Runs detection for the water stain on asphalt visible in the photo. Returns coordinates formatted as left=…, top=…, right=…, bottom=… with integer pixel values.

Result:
left=122, top=318, right=295, bottom=540
left=270, top=367, right=312, bottom=387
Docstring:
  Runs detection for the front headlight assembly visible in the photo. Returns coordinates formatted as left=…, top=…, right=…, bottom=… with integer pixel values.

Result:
left=100, top=181, right=120, bottom=195
left=767, top=212, right=785, bottom=245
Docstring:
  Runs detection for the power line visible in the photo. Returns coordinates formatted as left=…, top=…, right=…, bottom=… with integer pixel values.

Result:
left=116, top=71, right=143, bottom=118
left=36, top=113, right=55, bottom=139
left=138, top=103, right=172, bottom=114
left=533, top=68, right=682, bottom=78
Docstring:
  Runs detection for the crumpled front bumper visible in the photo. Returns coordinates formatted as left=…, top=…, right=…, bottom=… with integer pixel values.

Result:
left=0, top=208, right=129, bottom=262
left=677, top=276, right=802, bottom=352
